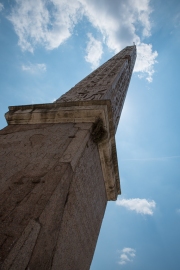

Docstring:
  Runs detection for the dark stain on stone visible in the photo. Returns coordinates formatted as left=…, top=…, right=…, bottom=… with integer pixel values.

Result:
left=31, top=178, right=41, bottom=184
left=13, top=179, right=24, bottom=185
left=91, top=118, right=107, bottom=143
left=64, top=192, right=69, bottom=206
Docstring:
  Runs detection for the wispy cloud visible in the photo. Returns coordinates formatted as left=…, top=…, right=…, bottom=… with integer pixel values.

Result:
left=0, top=3, right=4, bottom=12
left=8, top=0, right=158, bottom=81
left=118, top=247, right=136, bottom=265
left=120, top=155, right=180, bottom=161
left=134, top=43, right=158, bottom=82
left=116, top=198, right=156, bottom=215
left=81, top=0, right=157, bottom=82
left=22, top=63, right=46, bottom=73
left=85, top=33, right=103, bottom=69
left=8, top=0, right=82, bottom=53
left=176, top=209, right=180, bottom=214
left=173, top=12, right=180, bottom=28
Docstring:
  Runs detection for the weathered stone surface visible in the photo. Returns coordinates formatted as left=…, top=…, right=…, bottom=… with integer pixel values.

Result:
left=2, top=219, right=41, bottom=270
left=51, top=137, right=107, bottom=270
left=0, top=122, right=106, bottom=270
left=0, top=46, right=136, bottom=269
left=0, top=123, right=77, bottom=268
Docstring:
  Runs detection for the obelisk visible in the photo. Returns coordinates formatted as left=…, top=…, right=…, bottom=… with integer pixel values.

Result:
left=0, top=45, right=136, bottom=270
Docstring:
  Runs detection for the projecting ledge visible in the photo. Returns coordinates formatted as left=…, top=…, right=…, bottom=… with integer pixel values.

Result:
left=5, top=100, right=121, bottom=200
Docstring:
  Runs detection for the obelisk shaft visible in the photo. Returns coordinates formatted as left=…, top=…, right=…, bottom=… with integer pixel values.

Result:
left=0, top=46, right=136, bottom=269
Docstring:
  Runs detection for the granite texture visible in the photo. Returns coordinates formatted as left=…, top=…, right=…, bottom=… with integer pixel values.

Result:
left=0, top=122, right=106, bottom=270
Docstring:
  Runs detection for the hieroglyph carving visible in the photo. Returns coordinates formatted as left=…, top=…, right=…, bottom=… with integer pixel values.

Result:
left=56, top=46, right=136, bottom=131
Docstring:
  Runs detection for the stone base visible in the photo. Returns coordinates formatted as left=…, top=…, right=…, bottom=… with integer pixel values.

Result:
left=0, top=122, right=107, bottom=269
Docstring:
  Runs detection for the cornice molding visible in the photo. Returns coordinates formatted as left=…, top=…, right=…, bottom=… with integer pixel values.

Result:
left=5, top=100, right=120, bottom=201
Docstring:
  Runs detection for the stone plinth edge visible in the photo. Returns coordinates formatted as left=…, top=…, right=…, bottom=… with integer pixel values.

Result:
left=5, top=100, right=121, bottom=201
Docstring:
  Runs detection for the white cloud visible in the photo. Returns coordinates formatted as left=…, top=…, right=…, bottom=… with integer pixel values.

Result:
left=80, top=0, right=157, bottom=82
left=8, top=0, right=158, bottom=81
left=116, top=198, right=156, bottom=215
left=0, top=3, right=3, bottom=12
left=131, top=0, right=152, bottom=37
left=80, top=0, right=151, bottom=51
left=176, top=209, right=180, bottom=214
left=8, top=0, right=83, bottom=52
left=85, top=33, right=103, bottom=69
left=22, top=63, right=46, bottom=73
left=135, top=43, right=158, bottom=82
left=119, top=247, right=136, bottom=265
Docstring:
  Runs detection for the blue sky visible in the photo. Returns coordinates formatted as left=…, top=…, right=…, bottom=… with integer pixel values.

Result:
left=0, top=0, right=180, bottom=269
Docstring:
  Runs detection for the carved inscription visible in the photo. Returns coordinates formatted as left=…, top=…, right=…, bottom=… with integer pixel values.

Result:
left=56, top=46, right=136, bottom=131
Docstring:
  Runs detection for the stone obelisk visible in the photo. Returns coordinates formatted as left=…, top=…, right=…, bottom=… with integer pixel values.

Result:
left=0, top=46, right=136, bottom=270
